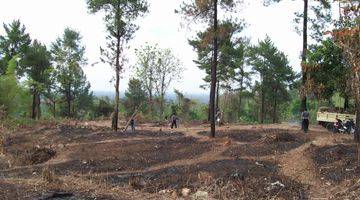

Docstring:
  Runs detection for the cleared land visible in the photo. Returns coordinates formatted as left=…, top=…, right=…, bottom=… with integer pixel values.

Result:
left=0, top=121, right=359, bottom=199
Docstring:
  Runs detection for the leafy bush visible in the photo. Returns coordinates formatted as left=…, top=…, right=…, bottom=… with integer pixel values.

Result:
left=0, top=58, right=31, bottom=118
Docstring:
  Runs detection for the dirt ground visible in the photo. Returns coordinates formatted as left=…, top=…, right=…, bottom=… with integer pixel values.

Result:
left=0, top=120, right=359, bottom=199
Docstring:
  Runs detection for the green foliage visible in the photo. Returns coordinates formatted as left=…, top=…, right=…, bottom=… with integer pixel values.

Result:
left=167, top=90, right=208, bottom=122
left=0, top=57, right=31, bottom=118
left=124, top=78, right=147, bottom=116
left=134, top=44, right=183, bottom=120
left=0, top=20, right=31, bottom=75
left=307, top=38, right=347, bottom=100
left=177, top=0, right=237, bottom=24
left=94, top=97, right=114, bottom=118
left=23, top=40, right=53, bottom=119
left=247, top=36, right=297, bottom=123
left=51, top=28, right=92, bottom=118
left=189, top=20, right=249, bottom=90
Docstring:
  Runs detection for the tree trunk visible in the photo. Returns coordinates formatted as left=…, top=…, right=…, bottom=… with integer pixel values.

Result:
left=238, top=89, right=242, bottom=121
left=355, top=101, right=360, bottom=143
left=355, top=102, right=360, bottom=164
left=36, top=93, right=41, bottom=119
left=273, top=87, right=278, bottom=123
left=260, top=76, right=265, bottom=124
left=112, top=37, right=121, bottom=131
left=53, top=101, right=56, bottom=118
left=72, top=94, right=75, bottom=118
left=66, top=85, right=71, bottom=118
left=160, top=94, right=164, bottom=120
left=216, top=80, right=220, bottom=111
left=300, top=0, right=308, bottom=113
left=209, top=0, right=218, bottom=138
left=237, top=75, right=244, bottom=121
left=261, top=89, right=265, bottom=124
left=31, top=91, right=41, bottom=120
left=344, top=95, right=349, bottom=112
left=31, top=92, right=36, bottom=119
left=208, top=101, right=211, bottom=122
left=148, top=90, right=153, bottom=116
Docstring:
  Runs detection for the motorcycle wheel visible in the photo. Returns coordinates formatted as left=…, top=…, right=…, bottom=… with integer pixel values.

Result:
left=326, top=123, right=334, bottom=132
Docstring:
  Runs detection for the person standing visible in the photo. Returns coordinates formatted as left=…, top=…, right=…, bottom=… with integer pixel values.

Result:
left=130, top=118, right=135, bottom=131
left=301, top=109, right=310, bottom=133
left=170, top=113, right=177, bottom=129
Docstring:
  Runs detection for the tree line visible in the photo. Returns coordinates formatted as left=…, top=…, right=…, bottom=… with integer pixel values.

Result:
left=0, top=22, right=93, bottom=120
left=0, top=0, right=358, bottom=142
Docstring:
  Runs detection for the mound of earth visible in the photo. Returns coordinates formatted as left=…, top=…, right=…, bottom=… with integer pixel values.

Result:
left=25, top=147, right=56, bottom=165
left=98, top=159, right=308, bottom=199
left=55, top=125, right=184, bottom=144
left=310, top=144, right=359, bottom=183
left=4, top=137, right=214, bottom=179
left=198, top=130, right=263, bottom=142
left=223, top=131, right=308, bottom=157
left=261, top=132, right=298, bottom=143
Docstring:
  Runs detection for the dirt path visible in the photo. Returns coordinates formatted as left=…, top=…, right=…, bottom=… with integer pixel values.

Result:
left=279, top=132, right=345, bottom=199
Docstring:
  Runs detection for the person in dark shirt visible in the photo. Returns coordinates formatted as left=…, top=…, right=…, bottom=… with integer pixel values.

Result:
left=130, top=118, right=135, bottom=131
left=170, top=113, right=177, bottom=129
left=301, top=109, right=310, bottom=133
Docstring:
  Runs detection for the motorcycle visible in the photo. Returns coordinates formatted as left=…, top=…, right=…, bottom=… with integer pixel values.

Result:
left=333, top=119, right=356, bottom=134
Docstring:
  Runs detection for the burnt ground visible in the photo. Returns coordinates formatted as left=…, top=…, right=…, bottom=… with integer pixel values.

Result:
left=0, top=122, right=359, bottom=199
left=198, top=129, right=264, bottom=142
left=98, top=159, right=307, bottom=199
left=311, top=144, right=359, bottom=183
left=223, top=131, right=309, bottom=157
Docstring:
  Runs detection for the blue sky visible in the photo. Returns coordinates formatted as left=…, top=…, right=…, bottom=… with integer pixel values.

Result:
left=0, top=0, right=311, bottom=95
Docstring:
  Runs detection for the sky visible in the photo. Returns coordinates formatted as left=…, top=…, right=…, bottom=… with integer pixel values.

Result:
left=0, top=0, right=306, bottom=96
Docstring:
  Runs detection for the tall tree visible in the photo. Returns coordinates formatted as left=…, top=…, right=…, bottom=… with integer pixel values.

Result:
left=51, top=28, right=88, bottom=118
left=263, top=0, right=332, bottom=113
left=23, top=40, right=52, bottom=119
left=330, top=0, right=359, bottom=142
left=306, top=38, right=348, bottom=106
left=134, top=44, right=158, bottom=115
left=178, top=0, right=239, bottom=137
left=72, top=69, right=94, bottom=118
left=0, top=20, right=31, bottom=75
left=87, top=0, right=148, bottom=131
left=134, top=45, right=183, bottom=120
left=43, top=68, right=59, bottom=118
left=189, top=20, right=248, bottom=113
left=248, top=36, right=296, bottom=123
left=154, top=48, right=182, bottom=119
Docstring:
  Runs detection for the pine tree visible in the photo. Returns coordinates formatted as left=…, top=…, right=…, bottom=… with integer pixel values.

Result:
left=124, top=78, right=147, bottom=116
left=87, top=0, right=149, bottom=131
left=263, top=0, right=333, bottom=113
left=23, top=40, right=52, bottom=119
left=0, top=20, right=31, bottom=75
left=177, top=0, right=240, bottom=137
left=51, top=28, right=90, bottom=118
left=248, top=36, right=296, bottom=123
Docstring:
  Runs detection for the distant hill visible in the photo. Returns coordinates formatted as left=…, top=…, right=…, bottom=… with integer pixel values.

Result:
left=93, top=91, right=209, bottom=103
